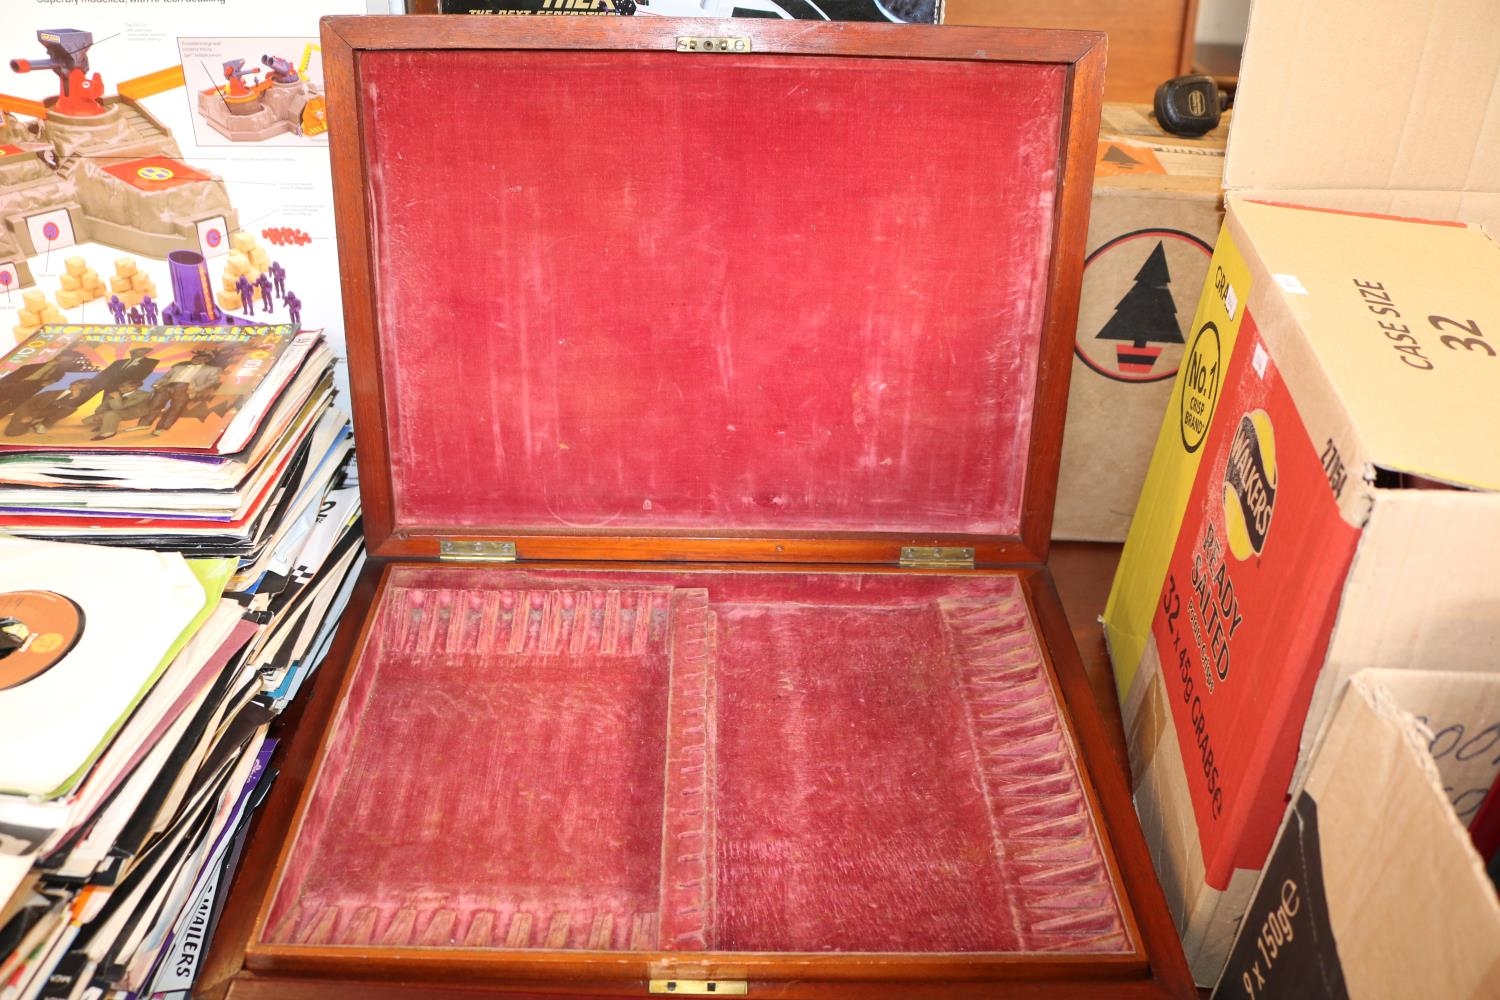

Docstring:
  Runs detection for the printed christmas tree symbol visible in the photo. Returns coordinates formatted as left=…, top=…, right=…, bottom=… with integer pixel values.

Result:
left=1096, top=241, right=1184, bottom=375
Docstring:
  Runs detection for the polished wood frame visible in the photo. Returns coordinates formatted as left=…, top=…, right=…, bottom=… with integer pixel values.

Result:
left=196, top=16, right=1195, bottom=999
left=324, top=15, right=1104, bottom=569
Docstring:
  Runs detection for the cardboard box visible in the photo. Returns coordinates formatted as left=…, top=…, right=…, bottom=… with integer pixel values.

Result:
left=1054, top=103, right=1227, bottom=541
left=1103, top=0, right=1500, bottom=984
left=1350, top=669, right=1500, bottom=826
left=1212, top=676, right=1500, bottom=999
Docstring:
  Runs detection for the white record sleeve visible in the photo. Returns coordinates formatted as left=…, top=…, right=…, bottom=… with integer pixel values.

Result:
left=0, top=537, right=205, bottom=798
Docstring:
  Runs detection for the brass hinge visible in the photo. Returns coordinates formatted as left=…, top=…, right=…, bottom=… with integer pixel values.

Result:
left=899, top=546, right=975, bottom=569
left=438, top=540, right=517, bottom=562
left=648, top=980, right=747, bottom=996
left=676, top=36, right=752, bottom=53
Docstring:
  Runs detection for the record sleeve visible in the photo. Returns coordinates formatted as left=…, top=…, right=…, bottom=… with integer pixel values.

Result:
left=0, top=538, right=208, bottom=799
left=0, top=325, right=313, bottom=455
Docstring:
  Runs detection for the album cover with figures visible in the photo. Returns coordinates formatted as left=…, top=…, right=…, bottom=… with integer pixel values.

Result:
left=0, top=324, right=315, bottom=454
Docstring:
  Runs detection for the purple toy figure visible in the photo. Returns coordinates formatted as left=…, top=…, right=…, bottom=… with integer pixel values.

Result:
left=285, top=291, right=301, bottom=325
left=235, top=273, right=254, bottom=315
left=140, top=293, right=158, bottom=325
left=107, top=294, right=127, bottom=324
left=269, top=260, right=286, bottom=300
left=127, top=305, right=143, bottom=325
left=256, top=272, right=273, bottom=311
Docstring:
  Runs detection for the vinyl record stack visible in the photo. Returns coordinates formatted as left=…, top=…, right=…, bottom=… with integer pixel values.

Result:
left=0, top=323, right=364, bottom=1000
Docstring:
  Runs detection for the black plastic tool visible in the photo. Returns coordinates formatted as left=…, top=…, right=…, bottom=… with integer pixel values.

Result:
left=1153, top=74, right=1228, bottom=137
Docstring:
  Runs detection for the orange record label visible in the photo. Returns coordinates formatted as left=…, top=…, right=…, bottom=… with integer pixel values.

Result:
left=0, top=590, right=84, bottom=690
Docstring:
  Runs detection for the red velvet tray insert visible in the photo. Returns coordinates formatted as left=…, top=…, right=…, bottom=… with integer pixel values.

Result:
left=265, top=566, right=1128, bottom=956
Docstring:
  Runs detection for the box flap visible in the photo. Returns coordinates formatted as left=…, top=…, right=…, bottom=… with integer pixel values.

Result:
left=1296, top=489, right=1500, bottom=786
left=325, top=18, right=1105, bottom=563
left=1216, top=676, right=1500, bottom=1000
left=1230, top=197, right=1500, bottom=491
left=1352, top=668, right=1500, bottom=824
left=1226, top=0, right=1500, bottom=224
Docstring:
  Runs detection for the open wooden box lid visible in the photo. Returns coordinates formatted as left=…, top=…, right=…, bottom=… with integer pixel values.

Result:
left=326, top=15, right=1105, bottom=567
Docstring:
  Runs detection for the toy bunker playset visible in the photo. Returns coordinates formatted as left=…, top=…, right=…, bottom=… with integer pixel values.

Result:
left=198, top=50, right=327, bottom=142
left=0, top=30, right=239, bottom=310
left=197, top=14, right=1201, bottom=1000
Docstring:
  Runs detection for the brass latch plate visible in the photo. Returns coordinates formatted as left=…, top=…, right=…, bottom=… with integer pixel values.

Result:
left=648, top=980, right=747, bottom=996
left=438, top=539, right=517, bottom=562
left=899, top=546, right=976, bottom=569
left=676, top=36, right=752, bottom=53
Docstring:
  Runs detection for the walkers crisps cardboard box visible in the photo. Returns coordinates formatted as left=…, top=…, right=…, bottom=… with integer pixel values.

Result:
left=1212, top=675, right=1500, bottom=1000
left=1055, top=103, right=1227, bottom=541
left=1102, top=0, right=1500, bottom=984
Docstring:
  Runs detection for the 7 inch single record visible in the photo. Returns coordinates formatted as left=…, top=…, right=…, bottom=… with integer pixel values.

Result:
left=0, top=590, right=85, bottom=691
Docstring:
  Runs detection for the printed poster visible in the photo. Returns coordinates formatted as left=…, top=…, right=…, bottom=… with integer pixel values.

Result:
left=0, top=1, right=382, bottom=398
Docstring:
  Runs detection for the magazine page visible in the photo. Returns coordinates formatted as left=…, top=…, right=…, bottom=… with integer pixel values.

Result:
left=0, top=0, right=379, bottom=399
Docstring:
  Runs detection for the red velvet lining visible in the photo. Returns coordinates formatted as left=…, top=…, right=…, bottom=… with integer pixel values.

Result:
left=270, top=586, right=692, bottom=950
left=713, top=598, right=1123, bottom=952
left=265, top=566, right=1127, bottom=956
left=359, top=51, right=1064, bottom=537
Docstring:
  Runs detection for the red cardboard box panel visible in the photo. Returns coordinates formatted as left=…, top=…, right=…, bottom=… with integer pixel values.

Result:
left=226, top=16, right=1195, bottom=998
left=1148, top=306, right=1361, bottom=882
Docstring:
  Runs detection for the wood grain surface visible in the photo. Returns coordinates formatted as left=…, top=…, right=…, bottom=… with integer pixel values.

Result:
left=944, top=0, right=1199, bottom=102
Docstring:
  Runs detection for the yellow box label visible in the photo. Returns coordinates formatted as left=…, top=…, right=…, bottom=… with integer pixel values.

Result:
left=1104, top=224, right=1252, bottom=702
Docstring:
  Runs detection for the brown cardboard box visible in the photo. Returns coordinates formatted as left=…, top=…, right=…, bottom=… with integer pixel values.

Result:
left=1103, top=0, right=1500, bottom=984
left=1212, top=676, right=1500, bottom=999
left=1054, top=103, right=1227, bottom=541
